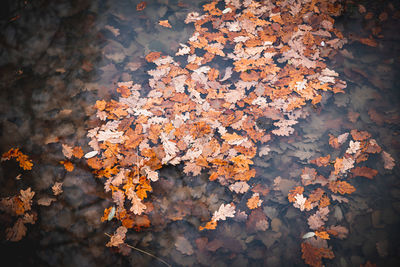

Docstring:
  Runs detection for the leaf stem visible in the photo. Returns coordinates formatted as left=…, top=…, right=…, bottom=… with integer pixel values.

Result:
left=104, top=233, right=171, bottom=267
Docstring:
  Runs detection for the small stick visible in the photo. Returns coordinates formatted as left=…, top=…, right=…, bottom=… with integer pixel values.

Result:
left=104, top=233, right=171, bottom=267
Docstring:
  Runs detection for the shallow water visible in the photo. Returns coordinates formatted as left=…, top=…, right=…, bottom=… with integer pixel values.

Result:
left=0, top=0, right=400, bottom=266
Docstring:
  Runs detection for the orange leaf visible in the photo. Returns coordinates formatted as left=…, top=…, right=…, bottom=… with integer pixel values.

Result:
left=136, top=177, right=152, bottom=200
left=60, top=161, right=74, bottom=172
left=87, top=157, right=103, bottom=170
left=350, top=129, right=371, bottom=141
left=2, top=148, right=33, bottom=170
left=145, top=51, right=162, bottom=62
left=247, top=193, right=262, bottom=209
left=328, top=181, right=355, bottom=195
left=122, top=218, right=134, bottom=229
left=231, top=154, right=253, bottom=172
left=159, top=20, right=172, bottom=28
left=199, top=219, right=217, bottom=231
left=315, top=231, right=330, bottom=240
left=17, top=154, right=33, bottom=170
left=94, top=100, right=107, bottom=111
left=288, top=186, right=304, bottom=202
left=117, top=86, right=132, bottom=98
left=270, top=14, right=283, bottom=24
left=209, top=172, right=219, bottom=181
left=310, top=155, right=330, bottom=167
left=301, top=242, right=334, bottom=267
left=72, top=146, right=84, bottom=159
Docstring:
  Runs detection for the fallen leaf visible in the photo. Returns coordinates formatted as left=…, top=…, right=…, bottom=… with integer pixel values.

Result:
left=60, top=161, right=74, bottom=172
left=62, top=144, right=73, bottom=159
left=175, top=236, right=194, bottom=255
left=159, top=20, right=172, bottom=28
left=136, top=1, right=147, bottom=11
left=247, top=193, right=262, bottom=209
left=37, top=197, right=56, bottom=206
left=328, top=181, right=355, bottom=195
left=52, top=182, right=63, bottom=196
left=212, top=203, right=235, bottom=221
left=351, top=166, right=378, bottom=179
left=5, top=218, right=27, bottom=242
left=381, top=151, right=395, bottom=170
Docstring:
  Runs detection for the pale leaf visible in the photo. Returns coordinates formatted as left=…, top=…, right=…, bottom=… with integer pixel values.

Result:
left=212, top=203, right=236, bottom=221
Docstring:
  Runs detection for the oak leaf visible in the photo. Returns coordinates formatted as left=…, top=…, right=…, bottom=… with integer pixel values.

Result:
left=288, top=186, right=304, bottom=202
left=106, top=226, right=127, bottom=247
left=247, top=193, right=262, bottom=209
left=315, top=231, right=330, bottom=240
left=310, top=155, right=330, bottom=167
left=72, top=146, right=84, bottom=159
left=328, top=181, right=355, bottom=195
left=229, top=181, right=250, bottom=194
left=145, top=51, right=162, bottom=63
left=381, top=151, right=395, bottom=170
left=212, top=203, right=235, bottom=221
left=136, top=1, right=146, bottom=11
left=5, top=218, right=27, bottom=242
left=62, top=144, right=73, bottom=159
left=199, top=219, right=217, bottom=231
left=60, top=161, right=74, bottom=172
left=301, top=242, right=334, bottom=267
left=351, top=166, right=378, bottom=179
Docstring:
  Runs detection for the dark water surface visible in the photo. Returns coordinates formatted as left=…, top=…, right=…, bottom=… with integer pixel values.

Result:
left=1, top=0, right=400, bottom=266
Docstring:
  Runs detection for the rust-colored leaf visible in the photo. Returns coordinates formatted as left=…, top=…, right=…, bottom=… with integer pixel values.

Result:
left=60, top=161, right=74, bottom=172
left=145, top=51, right=162, bottom=63
left=351, top=166, right=378, bottom=179
left=328, top=181, right=355, bottom=195
left=136, top=1, right=146, bottom=11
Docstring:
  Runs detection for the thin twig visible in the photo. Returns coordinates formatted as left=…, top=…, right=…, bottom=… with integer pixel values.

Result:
left=104, top=233, right=171, bottom=267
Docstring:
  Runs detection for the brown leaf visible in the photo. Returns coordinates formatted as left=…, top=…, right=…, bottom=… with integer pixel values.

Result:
left=62, top=144, right=73, bottom=159
left=52, top=182, right=63, bottom=196
left=351, top=166, right=378, bottom=179
left=381, top=151, right=395, bottom=170
left=247, top=193, right=262, bottom=209
left=5, top=218, right=27, bottom=242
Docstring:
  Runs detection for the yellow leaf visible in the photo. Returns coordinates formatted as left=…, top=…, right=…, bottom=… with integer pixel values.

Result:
left=159, top=20, right=172, bottom=28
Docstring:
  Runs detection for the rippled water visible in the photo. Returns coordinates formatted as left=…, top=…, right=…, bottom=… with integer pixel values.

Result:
left=1, top=0, right=399, bottom=266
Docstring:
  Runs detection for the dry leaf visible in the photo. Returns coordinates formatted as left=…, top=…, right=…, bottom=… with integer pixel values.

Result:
left=52, top=182, right=63, bottom=196
left=106, top=226, right=127, bottom=247
left=328, top=181, right=355, bottom=195
left=159, top=20, right=172, bottom=28
left=212, top=203, right=235, bottom=221
left=247, top=193, right=262, bottom=209
left=60, top=161, right=74, bottom=172
left=72, top=146, right=84, bottom=159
